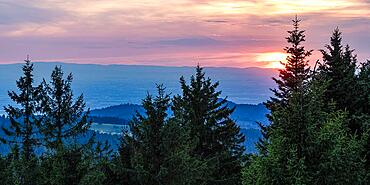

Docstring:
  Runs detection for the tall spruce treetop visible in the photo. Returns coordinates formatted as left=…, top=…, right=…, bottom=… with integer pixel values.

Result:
left=1, top=59, right=42, bottom=161
left=120, top=85, right=170, bottom=185
left=259, top=16, right=312, bottom=154
left=266, top=16, right=312, bottom=111
left=40, top=66, right=91, bottom=150
left=172, top=66, right=245, bottom=185
left=319, top=28, right=357, bottom=112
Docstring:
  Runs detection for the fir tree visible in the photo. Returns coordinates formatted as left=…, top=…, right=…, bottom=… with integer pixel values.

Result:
left=244, top=17, right=313, bottom=184
left=119, top=85, right=174, bottom=185
left=356, top=60, right=370, bottom=128
left=172, top=66, right=245, bottom=185
left=258, top=16, right=312, bottom=159
left=265, top=15, right=312, bottom=114
left=356, top=60, right=370, bottom=121
left=314, top=111, right=366, bottom=184
left=319, top=28, right=358, bottom=130
left=1, top=59, right=42, bottom=160
left=356, top=60, right=370, bottom=180
left=262, top=15, right=312, bottom=159
left=39, top=66, right=91, bottom=150
left=243, top=17, right=368, bottom=185
left=0, top=59, right=43, bottom=185
left=119, top=85, right=209, bottom=185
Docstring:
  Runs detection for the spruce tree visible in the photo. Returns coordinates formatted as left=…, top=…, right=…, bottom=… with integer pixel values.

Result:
left=1, top=59, right=42, bottom=160
left=119, top=85, right=175, bottom=185
left=357, top=60, right=370, bottom=180
left=263, top=15, right=312, bottom=159
left=119, top=85, right=209, bottom=185
left=314, top=111, right=365, bottom=184
left=265, top=16, right=312, bottom=114
left=172, top=66, right=245, bottom=185
left=39, top=66, right=91, bottom=150
left=244, top=17, right=368, bottom=185
left=356, top=60, right=370, bottom=121
left=244, top=17, right=313, bottom=184
left=319, top=28, right=358, bottom=130
left=258, top=16, right=312, bottom=159
left=1, top=59, right=43, bottom=185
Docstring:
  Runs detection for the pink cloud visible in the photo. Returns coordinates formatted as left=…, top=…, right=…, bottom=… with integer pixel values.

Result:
left=0, top=0, right=369, bottom=67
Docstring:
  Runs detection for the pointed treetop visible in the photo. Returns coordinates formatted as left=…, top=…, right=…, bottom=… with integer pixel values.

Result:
left=293, top=15, right=300, bottom=30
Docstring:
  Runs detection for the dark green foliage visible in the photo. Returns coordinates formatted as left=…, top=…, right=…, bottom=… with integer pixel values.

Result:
left=265, top=16, right=312, bottom=112
left=129, top=85, right=170, bottom=185
left=313, top=111, right=366, bottom=184
left=38, top=141, right=115, bottom=185
left=357, top=60, right=370, bottom=116
left=244, top=17, right=369, bottom=185
left=172, top=66, right=245, bottom=185
left=1, top=59, right=43, bottom=161
left=319, top=28, right=357, bottom=105
left=258, top=16, right=312, bottom=160
left=39, top=66, right=91, bottom=150
left=317, top=28, right=370, bottom=181
left=39, top=146, right=84, bottom=185
left=119, top=85, right=209, bottom=185
left=318, top=28, right=360, bottom=131
left=259, top=17, right=312, bottom=182
left=0, top=59, right=44, bottom=185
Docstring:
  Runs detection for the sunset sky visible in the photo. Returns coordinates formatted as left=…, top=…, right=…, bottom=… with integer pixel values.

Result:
left=0, top=0, right=369, bottom=68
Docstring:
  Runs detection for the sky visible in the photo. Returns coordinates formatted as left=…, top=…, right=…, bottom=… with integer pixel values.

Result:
left=0, top=0, right=369, bottom=68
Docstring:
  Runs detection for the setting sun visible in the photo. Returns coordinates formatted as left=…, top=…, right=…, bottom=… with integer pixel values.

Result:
left=256, top=52, right=287, bottom=68
left=267, top=61, right=285, bottom=69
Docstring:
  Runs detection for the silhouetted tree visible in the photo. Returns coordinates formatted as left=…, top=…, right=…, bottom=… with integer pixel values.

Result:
left=39, top=66, right=91, bottom=150
left=119, top=85, right=210, bottom=185
left=319, top=28, right=358, bottom=130
left=172, top=66, right=245, bottom=185
left=1, top=59, right=43, bottom=185
left=243, top=17, right=367, bottom=185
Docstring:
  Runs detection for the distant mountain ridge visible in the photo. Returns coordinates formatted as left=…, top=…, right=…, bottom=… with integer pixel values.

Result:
left=88, top=101, right=268, bottom=153
left=0, top=62, right=278, bottom=112
left=90, top=101, right=269, bottom=129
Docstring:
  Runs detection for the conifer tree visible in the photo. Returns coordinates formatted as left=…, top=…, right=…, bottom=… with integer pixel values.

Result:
left=244, top=17, right=368, bottom=185
left=261, top=15, right=312, bottom=158
left=318, top=29, right=370, bottom=178
left=118, top=85, right=176, bottom=185
left=1, top=59, right=42, bottom=160
left=319, top=28, right=358, bottom=129
left=0, top=59, right=43, bottom=185
left=119, top=85, right=209, bottom=185
left=257, top=16, right=312, bottom=160
left=357, top=60, right=370, bottom=179
left=244, top=17, right=313, bottom=184
left=265, top=16, right=312, bottom=114
left=172, top=66, right=245, bottom=185
left=356, top=60, right=370, bottom=123
left=130, top=85, right=170, bottom=185
left=314, top=111, right=366, bottom=184
left=39, top=66, right=91, bottom=150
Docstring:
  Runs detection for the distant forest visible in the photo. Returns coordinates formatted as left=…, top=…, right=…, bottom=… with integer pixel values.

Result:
left=0, top=17, right=369, bottom=185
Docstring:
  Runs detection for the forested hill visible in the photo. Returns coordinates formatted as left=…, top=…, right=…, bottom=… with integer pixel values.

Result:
left=90, top=101, right=269, bottom=129
left=88, top=101, right=269, bottom=153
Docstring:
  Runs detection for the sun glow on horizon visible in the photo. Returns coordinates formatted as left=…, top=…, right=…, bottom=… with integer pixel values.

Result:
left=0, top=0, right=369, bottom=67
left=256, top=52, right=287, bottom=69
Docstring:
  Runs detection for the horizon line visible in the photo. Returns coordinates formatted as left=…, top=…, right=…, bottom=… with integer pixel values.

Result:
left=0, top=61, right=279, bottom=70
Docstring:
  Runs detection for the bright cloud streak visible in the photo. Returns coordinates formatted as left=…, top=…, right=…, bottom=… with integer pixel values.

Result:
left=0, top=0, right=369, bottom=68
